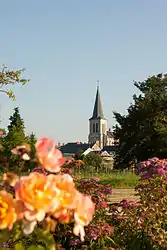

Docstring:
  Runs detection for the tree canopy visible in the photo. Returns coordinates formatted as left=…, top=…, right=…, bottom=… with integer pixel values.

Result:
left=114, top=73, right=167, bottom=168
left=8, top=107, right=25, bottom=131
left=83, top=152, right=102, bottom=170
left=3, top=107, right=25, bottom=147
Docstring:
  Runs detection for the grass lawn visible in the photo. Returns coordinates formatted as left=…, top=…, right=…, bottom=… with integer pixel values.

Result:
left=75, top=171, right=139, bottom=188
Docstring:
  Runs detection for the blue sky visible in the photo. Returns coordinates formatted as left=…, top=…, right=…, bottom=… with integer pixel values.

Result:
left=0, top=0, right=167, bottom=143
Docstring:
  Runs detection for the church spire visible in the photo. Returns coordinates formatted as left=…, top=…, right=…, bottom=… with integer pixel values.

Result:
left=91, top=81, right=105, bottom=119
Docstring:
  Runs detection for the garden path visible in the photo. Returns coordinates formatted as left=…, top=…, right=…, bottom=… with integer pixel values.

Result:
left=108, top=188, right=139, bottom=203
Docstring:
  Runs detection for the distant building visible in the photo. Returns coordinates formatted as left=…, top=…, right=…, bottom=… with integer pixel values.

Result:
left=88, top=84, right=115, bottom=149
left=59, top=83, right=119, bottom=157
left=59, top=142, right=89, bottom=158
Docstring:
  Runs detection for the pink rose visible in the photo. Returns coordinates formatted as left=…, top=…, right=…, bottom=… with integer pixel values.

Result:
left=35, top=137, right=66, bottom=173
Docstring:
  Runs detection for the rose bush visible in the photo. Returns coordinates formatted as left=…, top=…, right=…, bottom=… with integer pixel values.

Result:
left=0, top=135, right=95, bottom=249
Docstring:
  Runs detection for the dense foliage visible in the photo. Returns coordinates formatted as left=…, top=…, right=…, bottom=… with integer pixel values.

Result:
left=109, top=157, right=167, bottom=249
left=83, top=152, right=102, bottom=171
left=114, top=73, right=167, bottom=168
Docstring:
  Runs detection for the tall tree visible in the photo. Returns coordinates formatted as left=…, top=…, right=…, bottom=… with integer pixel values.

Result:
left=1, top=107, right=26, bottom=172
left=8, top=107, right=24, bottom=131
left=114, top=73, right=167, bottom=168
left=5, top=107, right=26, bottom=151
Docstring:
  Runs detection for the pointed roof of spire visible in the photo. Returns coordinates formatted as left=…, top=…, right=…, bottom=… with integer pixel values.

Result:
left=90, top=84, right=105, bottom=119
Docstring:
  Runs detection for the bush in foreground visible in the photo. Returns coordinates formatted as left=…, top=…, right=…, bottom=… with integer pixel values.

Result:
left=109, top=157, right=167, bottom=249
left=0, top=134, right=95, bottom=249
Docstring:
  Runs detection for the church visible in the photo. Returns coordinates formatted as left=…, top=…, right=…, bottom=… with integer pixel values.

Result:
left=59, top=84, right=117, bottom=157
left=88, top=84, right=115, bottom=149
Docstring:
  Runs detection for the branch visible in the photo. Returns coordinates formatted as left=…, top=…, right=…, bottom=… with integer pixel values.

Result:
left=0, top=65, right=29, bottom=100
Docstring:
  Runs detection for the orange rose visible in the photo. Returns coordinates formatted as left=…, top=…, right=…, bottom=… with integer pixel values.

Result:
left=48, top=174, right=77, bottom=210
left=35, top=137, right=66, bottom=173
left=43, top=174, right=78, bottom=226
left=15, top=172, right=61, bottom=223
left=0, top=191, right=18, bottom=230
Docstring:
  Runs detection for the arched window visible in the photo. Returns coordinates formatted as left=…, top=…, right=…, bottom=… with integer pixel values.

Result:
left=93, top=124, right=95, bottom=133
left=96, top=123, right=98, bottom=132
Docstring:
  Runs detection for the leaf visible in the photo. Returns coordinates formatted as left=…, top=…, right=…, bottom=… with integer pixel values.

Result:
left=34, top=228, right=55, bottom=250
left=11, top=223, right=23, bottom=241
left=27, top=246, right=45, bottom=250
left=14, top=243, right=25, bottom=250
left=0, top=230, right=11, bottom=243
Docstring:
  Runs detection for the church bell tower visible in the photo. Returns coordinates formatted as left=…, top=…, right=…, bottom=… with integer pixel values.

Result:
left=88, top=82, right=107, bottom=149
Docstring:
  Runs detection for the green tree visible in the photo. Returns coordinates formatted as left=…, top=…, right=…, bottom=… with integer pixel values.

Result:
left=83, top=152, right=102, bottom=171
left=5, top=107, right=26, bottom=150
left=114, top=73, right=167, bottom=168
left=2, top=107, right=26, bottom=172
left=27, top=132, right=37, bottom=159
left=8, top=107, right=25, bottom=131
left=0, top=65, right=29, bottom=172
left=0, top=65, right=29, bottom=100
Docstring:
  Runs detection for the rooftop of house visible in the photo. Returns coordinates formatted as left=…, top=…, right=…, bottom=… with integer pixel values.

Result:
left=59, top=142, right=89, bottom=155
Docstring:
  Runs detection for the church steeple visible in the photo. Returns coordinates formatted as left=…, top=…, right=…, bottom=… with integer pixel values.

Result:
left=90, top=82, right=105, bottom=119
left=88, top=82, right=107, bottom=149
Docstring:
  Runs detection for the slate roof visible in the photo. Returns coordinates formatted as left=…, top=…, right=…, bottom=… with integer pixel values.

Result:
left=102, top=145, right=119, bottom=152
left=90, top=86, right=105, bottom=120
left=60, top=143, right=89, bottom=155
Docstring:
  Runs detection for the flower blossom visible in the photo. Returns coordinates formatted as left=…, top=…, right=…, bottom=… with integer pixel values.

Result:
left=35, top=137, right=66, bottom=173
left=9, top=137, right=95, bottom=240
left=47, top=174, right=95, bottom=241
left=15, top=172, right=61, bottom=234
left=137, top=157, right=167, bottom=179
left=74, top=193, right=95, bottom=241
left=15, top=171, right=95, bottom=239
left=0, top=191, right=19, bottom=230
left=48, top=174, right=77, bottom=209
left=11, top=144, right=30, bottom=160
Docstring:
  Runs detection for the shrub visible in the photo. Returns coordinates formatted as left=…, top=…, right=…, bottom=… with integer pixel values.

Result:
left=0, top=135, right=95, bottom=249
left=108, top=157, right=167, bottom=249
